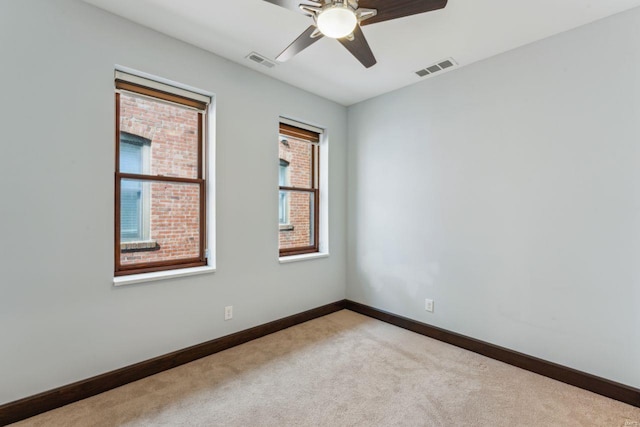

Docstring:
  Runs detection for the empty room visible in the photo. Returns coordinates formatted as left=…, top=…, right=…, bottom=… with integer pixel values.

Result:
left=1, top=0, right=639, bottom=425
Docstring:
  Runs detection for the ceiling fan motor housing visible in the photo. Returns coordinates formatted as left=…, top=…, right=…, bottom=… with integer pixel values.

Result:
left=315, top=1, right=358, bottom=39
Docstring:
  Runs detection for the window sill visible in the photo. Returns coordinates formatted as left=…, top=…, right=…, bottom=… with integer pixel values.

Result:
left=279, top=252, right=329, bottom=264
left=113, top=265, right=216, bottom=286
left=120, top=240, right=159, bottom=252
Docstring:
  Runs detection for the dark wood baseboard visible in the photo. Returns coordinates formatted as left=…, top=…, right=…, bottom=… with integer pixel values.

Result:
left=0, top=300, right=346, bottom=426
left=3, top=298, right=637, bottom=425
left=345, top=299, right=640, bottom=408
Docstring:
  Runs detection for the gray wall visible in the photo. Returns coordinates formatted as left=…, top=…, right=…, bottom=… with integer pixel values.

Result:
left=0, top=0, right=347, bottom=404
left=347, top=8, right=640, bottom=387
left=2, top=0, right=639, bottom=406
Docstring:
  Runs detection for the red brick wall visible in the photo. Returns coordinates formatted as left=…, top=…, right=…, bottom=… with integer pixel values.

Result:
left=119, top=93, right=201, bottom=265
left=279, top=135, right=314, bottom=249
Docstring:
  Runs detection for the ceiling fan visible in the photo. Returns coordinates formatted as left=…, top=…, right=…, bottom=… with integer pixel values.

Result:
left=263, top=0, right=448, bottom=68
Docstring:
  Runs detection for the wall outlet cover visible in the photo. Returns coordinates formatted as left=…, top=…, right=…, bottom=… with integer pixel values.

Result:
left=425, top=299, right=434, bottom=313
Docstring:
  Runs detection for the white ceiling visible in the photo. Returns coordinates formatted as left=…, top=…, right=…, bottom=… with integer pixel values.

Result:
left=82, top=0, right=640, bottom=106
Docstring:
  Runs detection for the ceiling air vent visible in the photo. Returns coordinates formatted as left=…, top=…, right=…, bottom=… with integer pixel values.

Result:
left=246, top=52, right=276, bottom=69
left=415, top=58, right=458, bottom=78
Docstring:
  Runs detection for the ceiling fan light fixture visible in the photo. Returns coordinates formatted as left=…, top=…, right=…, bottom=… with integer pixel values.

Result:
left=316, top=4, right=357, bottom=39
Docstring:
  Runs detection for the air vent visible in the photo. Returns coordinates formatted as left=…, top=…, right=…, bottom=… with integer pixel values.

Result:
left=439, top=59, right=454, bottom=69
left=415, top=58, right=458, bottom=78
left=246, top=52, right=276, bottom=69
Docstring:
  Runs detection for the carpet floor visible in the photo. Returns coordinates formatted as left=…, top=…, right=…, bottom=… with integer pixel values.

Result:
left=12, top=310, right=640, bottom=426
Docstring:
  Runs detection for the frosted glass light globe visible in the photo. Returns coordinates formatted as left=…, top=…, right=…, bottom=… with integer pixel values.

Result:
left=316, top=6, right=357, bottom=39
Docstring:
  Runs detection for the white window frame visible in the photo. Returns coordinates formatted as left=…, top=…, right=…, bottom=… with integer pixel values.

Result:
left=113, top=67, right=216, bottom=286
left=278, top=117, right=329, bottom=263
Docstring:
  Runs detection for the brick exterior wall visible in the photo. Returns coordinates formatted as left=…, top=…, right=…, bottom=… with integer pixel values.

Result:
left=279, top=136, right=314, bottom=249
left=119, top=93, right=201, bottom=265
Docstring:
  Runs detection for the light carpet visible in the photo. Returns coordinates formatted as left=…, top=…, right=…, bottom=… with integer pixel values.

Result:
left=12, top=310, right=640, bottom=426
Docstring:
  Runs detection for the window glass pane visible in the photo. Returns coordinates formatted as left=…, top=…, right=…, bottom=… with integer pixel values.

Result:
left=120, top=179, right=201, bottom=266
left=278, top=135, right=312, bottom=188
left=279, top=159, right=289, bottom=186
left=120, top=138, right=143, bottom=173
left=121, top=179, right=144, bottom=241
left=279, top=190, right=288, bottom=224
left=278, top=190, right=315, bottom=250
left=119, top=93, right=199, bottom=179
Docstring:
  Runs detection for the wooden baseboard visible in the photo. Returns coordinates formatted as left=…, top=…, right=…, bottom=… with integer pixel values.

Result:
left=3, top=298, right=637, bottom=425
left=0, top=300, right=346, bottom=426
left=345, top=299, right=640, bottom=408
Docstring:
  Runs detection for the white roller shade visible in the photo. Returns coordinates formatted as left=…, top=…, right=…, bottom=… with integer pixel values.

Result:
left=115, top=70, right=211, bottom=106
left=279, top=117, right=324, bottom=135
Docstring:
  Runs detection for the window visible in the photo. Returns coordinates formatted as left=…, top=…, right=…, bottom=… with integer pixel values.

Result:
left=278, top=121, right=321, bottom=256
left=115, top=72, right=210, bottom=276
left=120, top=132, right=150, bottom=242
left=279, top=159, right=290, bottom=226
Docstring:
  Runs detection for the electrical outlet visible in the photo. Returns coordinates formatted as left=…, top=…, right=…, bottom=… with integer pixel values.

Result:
left=224, top=305, right=233, bottom=321
left=425, top=299, right=434, bottom=313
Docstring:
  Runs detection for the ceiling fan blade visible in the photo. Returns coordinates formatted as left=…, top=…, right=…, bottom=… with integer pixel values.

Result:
left=276, top=26, right=323, bottom=62
left=262, top=0, right=321, bottom=15
left=337, top=25, right=377, bottom=68
left=358, top=0, right=447, bottom=26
